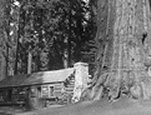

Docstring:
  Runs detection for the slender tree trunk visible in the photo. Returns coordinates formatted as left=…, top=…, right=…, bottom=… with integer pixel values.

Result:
left=63, top=37, right=69, bottom=68
left=0, top=53, right=6, bottom=81
left=68, top=0, right=72, bottom=67
left=14, top=34, right=19, bottom=75
left=63, top=48, right=68, bottom=68
left=14, top=2, right=21, bottom=75
left=27, top=51, right=32, bottom=74
left=5, top=45, right=9, bottom=77
left=68, top=39, right=71, bottom=67
left=84, top=0, right=151, bottom=101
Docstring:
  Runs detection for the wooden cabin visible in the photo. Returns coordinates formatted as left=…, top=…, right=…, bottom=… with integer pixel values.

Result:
left=0, top=62, right=91, bottom=108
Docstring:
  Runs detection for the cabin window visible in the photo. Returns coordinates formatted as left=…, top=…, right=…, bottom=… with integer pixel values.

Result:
left=50, top=86, right=54, bottom=96
left=42, top=86, right=49, bottom=98
left=31, top=87, right=36, bottom=97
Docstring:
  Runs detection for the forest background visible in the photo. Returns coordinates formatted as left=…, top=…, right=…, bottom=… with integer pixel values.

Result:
left=0, top=0, right=97, bottom=81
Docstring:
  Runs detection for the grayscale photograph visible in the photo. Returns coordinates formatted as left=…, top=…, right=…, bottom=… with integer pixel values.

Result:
left=0, top=0, right=151, bottom=115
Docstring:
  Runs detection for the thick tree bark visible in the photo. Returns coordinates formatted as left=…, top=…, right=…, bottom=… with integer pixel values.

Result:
left=84, top=0, right=151, bottom=101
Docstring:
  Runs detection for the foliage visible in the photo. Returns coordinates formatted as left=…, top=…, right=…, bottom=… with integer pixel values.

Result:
left=0, top=0, right=96, bottom=76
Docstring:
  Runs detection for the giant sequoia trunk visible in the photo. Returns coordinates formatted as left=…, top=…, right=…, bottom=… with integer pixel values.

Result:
left=85, top=0, right=151, bottom=101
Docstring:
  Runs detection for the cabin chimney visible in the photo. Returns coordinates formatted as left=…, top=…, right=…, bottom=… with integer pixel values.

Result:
left=72, top=62, right=89, bottom=102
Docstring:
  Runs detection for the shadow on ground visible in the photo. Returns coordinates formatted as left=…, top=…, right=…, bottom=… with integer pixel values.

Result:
left=15, top=96, right=151, bottom=115
left=0, top=112, right=12, bottom=115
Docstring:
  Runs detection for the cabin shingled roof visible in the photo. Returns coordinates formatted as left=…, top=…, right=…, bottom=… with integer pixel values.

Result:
left=0, top=68, right=74, bottom=88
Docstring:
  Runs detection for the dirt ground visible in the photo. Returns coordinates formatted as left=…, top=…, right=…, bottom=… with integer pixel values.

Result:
left=1, top=97, right=151, bottom=115
left=0, top=104, right=64, bottom=115
left=16, top=97, right=151, bottom=115
left=0, top=106, right=25, bottom=115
